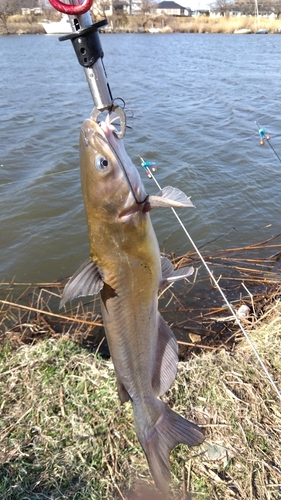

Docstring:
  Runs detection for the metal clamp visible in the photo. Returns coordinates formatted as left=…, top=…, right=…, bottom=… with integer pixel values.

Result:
left=59, top=18, right=114, bottom=114
left=49, top=0, right=127, bottom=138
left=59, top=20, right=107, bottom=68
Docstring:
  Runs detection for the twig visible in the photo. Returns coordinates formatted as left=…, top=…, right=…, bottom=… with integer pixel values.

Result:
left=0, top=282, right=64, bottom=287
left=0, top=408, right=32, bottom=443
left=241, top=282, right=257, bottom=320
left=182, top=465, right=187, bottom=498
left=0, top=300, right=102, bottom=327
left=187, top=459, right=192, bottom=493
left=177, top=341, right=221, bottom=350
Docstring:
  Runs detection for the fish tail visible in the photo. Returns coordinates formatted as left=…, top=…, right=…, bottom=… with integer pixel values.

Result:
left=136, top=402, right=204, bottom=494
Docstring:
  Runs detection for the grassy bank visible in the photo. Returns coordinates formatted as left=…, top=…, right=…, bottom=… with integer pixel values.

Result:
left=0, top=14, right=45, bottom=35
left=1, top=14, right=281, bottom=35
left=0, top=296, right=280, bottom=498
left=169, top=15, right=281, bottom=33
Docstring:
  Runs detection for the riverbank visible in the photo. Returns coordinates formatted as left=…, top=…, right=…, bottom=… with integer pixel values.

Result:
left=1, top=238, right=281, bottom=497
left=1, top=14, right=281, bottom=35
left=0, top=298, right=280, bottom=498
left=0, top=238, right=281, bottom=494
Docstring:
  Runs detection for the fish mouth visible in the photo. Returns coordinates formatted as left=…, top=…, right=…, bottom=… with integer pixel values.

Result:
left=119, top=205, right=140, bottom=219
left=119, top=197, right=150, bottom=219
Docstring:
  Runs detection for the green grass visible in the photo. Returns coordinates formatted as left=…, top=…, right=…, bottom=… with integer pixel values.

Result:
left=0, top=301, right=281, bottom=499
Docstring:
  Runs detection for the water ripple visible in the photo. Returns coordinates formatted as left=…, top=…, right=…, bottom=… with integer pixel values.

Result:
left=0, top=33, right=280, bottom=282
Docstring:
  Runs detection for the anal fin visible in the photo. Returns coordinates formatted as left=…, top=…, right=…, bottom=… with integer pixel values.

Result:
left=152, top=313, right=178, bottom=396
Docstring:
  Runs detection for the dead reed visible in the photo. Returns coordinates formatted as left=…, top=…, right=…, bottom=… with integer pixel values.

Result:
left=3, top=14, right=281, bottom=36
left=167, top=16, right=281, bottom=34
left=1, top=236, right=280, bottom=354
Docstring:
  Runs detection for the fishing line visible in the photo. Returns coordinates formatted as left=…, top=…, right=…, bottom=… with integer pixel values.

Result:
left=146, top=166, right=281, bottom=401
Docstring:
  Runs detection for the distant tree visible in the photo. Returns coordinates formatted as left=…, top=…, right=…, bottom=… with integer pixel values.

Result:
left=264, top=0, right=281, bottom=16
left=91, top=0, right=111, bottom=21
left=231, top=0, right=252, bottom=14
left=232, top=0, right=281, bottom=15
left=140, top=0, right=151, bottom=13
left=212, top=0, right=281, bottom=15
left=211, top=0, right=234, bottom=15
left=275, top=0, right=281, bottom=17
left=0, top=0, right=21, bottom=32
left=21, top=0, right=39, bottom=7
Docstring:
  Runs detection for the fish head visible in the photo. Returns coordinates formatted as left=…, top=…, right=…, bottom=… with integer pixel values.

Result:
left=80, top=117, right=148, bottom=223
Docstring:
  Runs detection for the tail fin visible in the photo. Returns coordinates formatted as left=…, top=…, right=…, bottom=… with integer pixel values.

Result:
left=137, top=402, right=204, bottom=494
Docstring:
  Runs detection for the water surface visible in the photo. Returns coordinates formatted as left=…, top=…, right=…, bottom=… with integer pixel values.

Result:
left=0, top=33, right=280, bottom=285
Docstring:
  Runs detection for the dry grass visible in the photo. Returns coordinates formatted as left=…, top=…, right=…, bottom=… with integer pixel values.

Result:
left=0, top=281, right=104, bottom=351
left=2, top=14, right=281, bottom=35
left=1, top=17, right=45, bottom=35
left=0, top=300, right=280, bottom=499
left=169, top=15, right=281, bottom=34
left=0, top=239, right=281, bottom=499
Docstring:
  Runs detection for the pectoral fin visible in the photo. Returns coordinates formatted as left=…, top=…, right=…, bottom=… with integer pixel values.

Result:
left=149, top=186, right=194, bottom=209
left=152, top=313, right=178, bottom=396
left=161, top=256, right=194, bottom=284
left=60, top=258, right=103, bottom=308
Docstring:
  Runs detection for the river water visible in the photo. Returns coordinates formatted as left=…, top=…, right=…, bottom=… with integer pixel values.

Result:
left=1, top=33, right=281, bottom=287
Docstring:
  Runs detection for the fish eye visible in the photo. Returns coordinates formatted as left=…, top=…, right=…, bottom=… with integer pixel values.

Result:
left=95, top=155, right=109, bottom=171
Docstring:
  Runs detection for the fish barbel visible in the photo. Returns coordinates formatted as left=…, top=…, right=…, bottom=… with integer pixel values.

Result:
left=61, top=115, right=204, bottom=493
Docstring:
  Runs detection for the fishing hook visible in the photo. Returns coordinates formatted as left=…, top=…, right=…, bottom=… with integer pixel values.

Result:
left=48, top=0, right=93, bottom=15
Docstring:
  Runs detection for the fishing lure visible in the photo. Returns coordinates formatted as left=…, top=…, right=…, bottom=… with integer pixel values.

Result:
left=255, top=121, right=281, bottom=165
left=258, top=127, right=270, bottom=146
left=140, top=157, right=157, bottom=179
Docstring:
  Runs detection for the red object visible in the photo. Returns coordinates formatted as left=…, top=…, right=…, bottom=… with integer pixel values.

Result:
left=48, top=0, right=93, bottom=15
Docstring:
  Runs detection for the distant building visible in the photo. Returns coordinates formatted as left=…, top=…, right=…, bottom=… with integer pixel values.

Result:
left=21, top=7, right=43, bottom=15
left=156, top=1, right=191, bottom=16
left=93, top=0, right=192, bottom=16
left=113, top=0, right=131, bottom=14
left=92, top=0, right=130, bottom=17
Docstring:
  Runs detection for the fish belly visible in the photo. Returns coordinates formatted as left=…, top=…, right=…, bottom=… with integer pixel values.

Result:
left=100, top=268, right=159, bottom=403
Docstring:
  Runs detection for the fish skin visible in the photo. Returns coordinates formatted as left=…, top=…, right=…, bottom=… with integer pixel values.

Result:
left=61, top=115, right=204, bottom=493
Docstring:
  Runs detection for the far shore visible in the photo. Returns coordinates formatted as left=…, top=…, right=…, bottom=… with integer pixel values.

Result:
left=1, top=13, right=281, bottom=36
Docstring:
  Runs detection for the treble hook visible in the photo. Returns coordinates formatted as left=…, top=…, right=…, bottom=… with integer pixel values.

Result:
left=48, top=0, right=93, bottom=15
